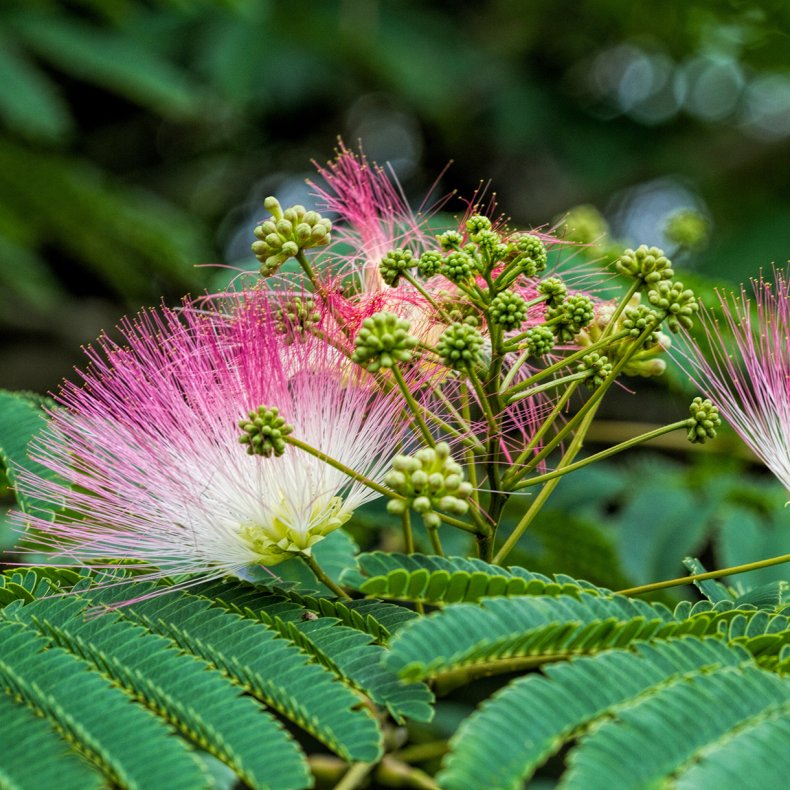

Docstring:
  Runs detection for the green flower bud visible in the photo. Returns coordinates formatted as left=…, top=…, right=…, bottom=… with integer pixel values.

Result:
left=351, top=311, right=418, bottom=373
left=523, top=325, right=555, bottom=357
left=441, top=251, right=475, bottom=284
left=577, top=352, right=613, bottom=389
left=385, top=441, right=473, bottom=529
left=417, top=250, right=443, bottom=278
left=438, top=230, right=463, bottom=250
left=647, top=280, right=699, bottom=333
left=622, top=304, right=662, bottom=348
left=686, top=397, right=721, bottom=444
left=436, top=322, right=484, bottom=371
left=238, top=406, right=293, bottom=457
left=489, top=291, right=528, bottom=329
left=379, top=248, right=414, bottom=286
left=466, top=214, right=492, bottom=240
left=505, top=233, right=548, bottom=277
left=475, top=230, right=504, bottom=262
left=665, top=209, right=709, bottom=251
left=615, top=245, right=673, bottom=286
left=556, top=204, right=609, bottom=245
left=537, top=277, right=568, bottom=308
left=547, top=294, right=595, bottom=342
left=251, top=197, right=332, bottom=277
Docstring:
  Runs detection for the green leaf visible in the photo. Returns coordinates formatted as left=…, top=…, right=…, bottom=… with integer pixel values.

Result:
left=675, top=710, right=790, bottom=789
left=3, top=594, right=311, bottom=790
left=11, top=13, right=202, bottom=118
left=0, top=35, right=72, bottom=142
left=0, top=693, right=103, bottom=790
left=384, top=592, right=717, bottom=682
left=0, top=390, right=63, bottom=520
left=439, top=637, right=750, bottom=790
left=272, top=528, right=359, bottom=590
left=563, top=665, right=790, bottom=789
left=342, top=552, right=607, bottom=605
left=0, top=620, right=207, bottom=788
left=88, top=583, right=384, bottom=762
left=199, top=580, right=434, bottom=723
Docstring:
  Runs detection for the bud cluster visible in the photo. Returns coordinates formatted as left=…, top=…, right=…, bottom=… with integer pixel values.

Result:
left=546, top=294, right=595, bottom=342
left=239, top=406, right=294, bottom=457
left=502, top=232, right=548, bottom=278
left=647, top=280, right=699, bottom=333
left=385, top=442, right=473, bottom=528
left=686, top=397, right=721, bottom=444
left=352, top=311, right=418, bottom=373
left=615, top=245, right=673, bottom=286
left=252, top=197, right=332, bottom=276
left=436, top=322, right=484, bottom=371
left=577, top=352, right=612, bottom=389
left=489, top=291, right=528, bottom=329
left=379, top=248, right=415, bottom=286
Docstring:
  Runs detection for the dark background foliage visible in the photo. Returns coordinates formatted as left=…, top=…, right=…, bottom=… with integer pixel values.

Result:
left=1, top=0, right=788, bottom=393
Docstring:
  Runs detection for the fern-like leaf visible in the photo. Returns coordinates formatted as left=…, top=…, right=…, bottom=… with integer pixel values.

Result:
left=562, top=663, right=790, bottom=789
left=342, top=552, right=606, bottom=604
left=439, top=637, right=750, bottom=790
left=0, top=390, right=62, bottom=520
left=198, top=580, right=434, bottom=723
left=2, top=594, right=310, bottom=790
left=0, top=693, right=103, bottom=790
left=87, top=583, right=384, bottom=762
left=386, top=592, right=680, bottom=681
left=0, top=620, right=207, bottom=788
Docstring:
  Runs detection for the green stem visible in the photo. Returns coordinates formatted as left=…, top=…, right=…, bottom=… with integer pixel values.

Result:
left=377, top=757, right=440, bottom=790
left=476, top=531, right=494, bottom=561
left=334, top=761, right=375, bottom=790
left=507, top=370, right=591, bottom=405
left=494, top=406, right=598, bottom=564
left=303, top=553, right=351, bottom=600
left=402, top=271, right=453, bottom=323
left=468, top=367, right=498, bottom=434
left=460, top=382, right=480, bottom=509
left=392, top=365, right=435, bottom=447
left=427, top=526, right=444, bottom=556
left=499, top=347, right=531, bottom=393
left=514, top=420, right=689, bottom=489
left=502, top=328, right=630, bottom=395
left=600, top=280, right=640, bottom=340
left=439, top=512, right=488, bottom=535
left=616, top=554, right=790, bottom=596
left=617, top=554, right=790, bottom=595
left=402, top=510, right=415, bottom=554
left=501, top=382, right=578, bottom=487
left=285, top=436, right=394, bottom=499
left=393, top=740, right=448, bottom=764
left=506, top=323, right=657, bottom=488
left=295, top=249, right=320, bottom=292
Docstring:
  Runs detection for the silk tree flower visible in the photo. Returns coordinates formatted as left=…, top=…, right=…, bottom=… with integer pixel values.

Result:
left=677, top=269, right=790, bottom=492
left=12, top=292, right=405, bottom=583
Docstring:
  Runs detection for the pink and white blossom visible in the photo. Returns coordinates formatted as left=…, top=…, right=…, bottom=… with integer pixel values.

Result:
left=678, top=269, right=790, bottom=491
left=13, top=292, right=405, bottom=581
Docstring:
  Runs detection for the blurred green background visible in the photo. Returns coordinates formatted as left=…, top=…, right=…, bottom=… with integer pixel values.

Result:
left=1, top=0, right=788, bottom=392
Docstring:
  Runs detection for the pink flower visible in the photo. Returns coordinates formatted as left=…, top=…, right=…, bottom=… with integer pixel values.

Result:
left=310, top=140, right=433, bottom=293
left=678, top=269, right=790, bottom=491
left=13, top=292, right=404, bottom=582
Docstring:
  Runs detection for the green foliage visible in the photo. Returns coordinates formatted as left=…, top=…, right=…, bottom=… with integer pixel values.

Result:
left=0, top=619, right=208, bottom=788
left=4, top=551, right=790, bottom=787
left=0, top=390, right=62, bottom=520
left=439, top=638, right=785, bottom=790
left=342, top=551, right=608, bottom=604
